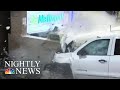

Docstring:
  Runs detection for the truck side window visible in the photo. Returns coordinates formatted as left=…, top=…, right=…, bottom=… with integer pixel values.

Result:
left=77, top=39, right=110, bottom=55
left=114, top=39, right=120, bottom=55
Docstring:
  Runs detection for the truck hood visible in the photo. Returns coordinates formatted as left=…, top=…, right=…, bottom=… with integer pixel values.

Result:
left=52, top=53, right=72, bottom=64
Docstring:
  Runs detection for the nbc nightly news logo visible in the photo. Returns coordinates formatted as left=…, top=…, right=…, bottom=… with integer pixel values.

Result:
left=5, top=68, right=15, bottom=74
left=5, top=61, right=41, bottom=74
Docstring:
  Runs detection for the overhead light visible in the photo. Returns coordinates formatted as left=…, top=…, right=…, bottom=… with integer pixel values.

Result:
left=6, top=26, right=10, bottom=30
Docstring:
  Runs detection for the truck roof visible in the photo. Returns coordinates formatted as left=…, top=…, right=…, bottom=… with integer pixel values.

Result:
left=111, top=26, right=120, bottom=31
left=92, top=35, right=120, bottom=40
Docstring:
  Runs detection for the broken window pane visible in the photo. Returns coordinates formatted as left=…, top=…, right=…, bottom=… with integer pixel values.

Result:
left=27, top=11, right=65, bottom=39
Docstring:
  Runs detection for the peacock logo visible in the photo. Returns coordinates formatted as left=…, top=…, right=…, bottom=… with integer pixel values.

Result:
left=5, top=68, right=15, bottom=74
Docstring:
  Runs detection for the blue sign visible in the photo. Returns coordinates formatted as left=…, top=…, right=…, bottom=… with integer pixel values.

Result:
left=38, top=13, right=64, bottom=23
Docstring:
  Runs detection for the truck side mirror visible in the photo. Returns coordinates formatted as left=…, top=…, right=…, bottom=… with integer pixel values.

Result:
left=77, top=49, right=87, bottom=55
left=77, top=50, right=87, bottom=59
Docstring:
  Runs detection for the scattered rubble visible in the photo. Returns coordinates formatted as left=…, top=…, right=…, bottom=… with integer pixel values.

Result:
left=41, top=63, right=73, bottom=79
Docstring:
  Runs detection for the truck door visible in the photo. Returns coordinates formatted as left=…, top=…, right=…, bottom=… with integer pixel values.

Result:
left=109, top=38, right=120, bottom=79
left=71, top=39, right=112, bottom=79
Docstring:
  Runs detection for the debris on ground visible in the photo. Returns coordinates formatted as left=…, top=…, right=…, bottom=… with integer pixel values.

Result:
left=41, top=62, right=73, bottom=79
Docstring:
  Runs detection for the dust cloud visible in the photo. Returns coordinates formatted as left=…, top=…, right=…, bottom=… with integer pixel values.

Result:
left=57, top=11, right=120, bottom=52
left=65, top=11, right=117, bottom=35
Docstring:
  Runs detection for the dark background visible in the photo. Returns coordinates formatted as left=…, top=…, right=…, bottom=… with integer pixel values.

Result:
left=0, top=11, right=10, bottom=57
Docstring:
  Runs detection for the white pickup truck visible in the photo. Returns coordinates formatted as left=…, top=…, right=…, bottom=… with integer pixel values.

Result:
left=52, top=35, right=120, bottom=79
